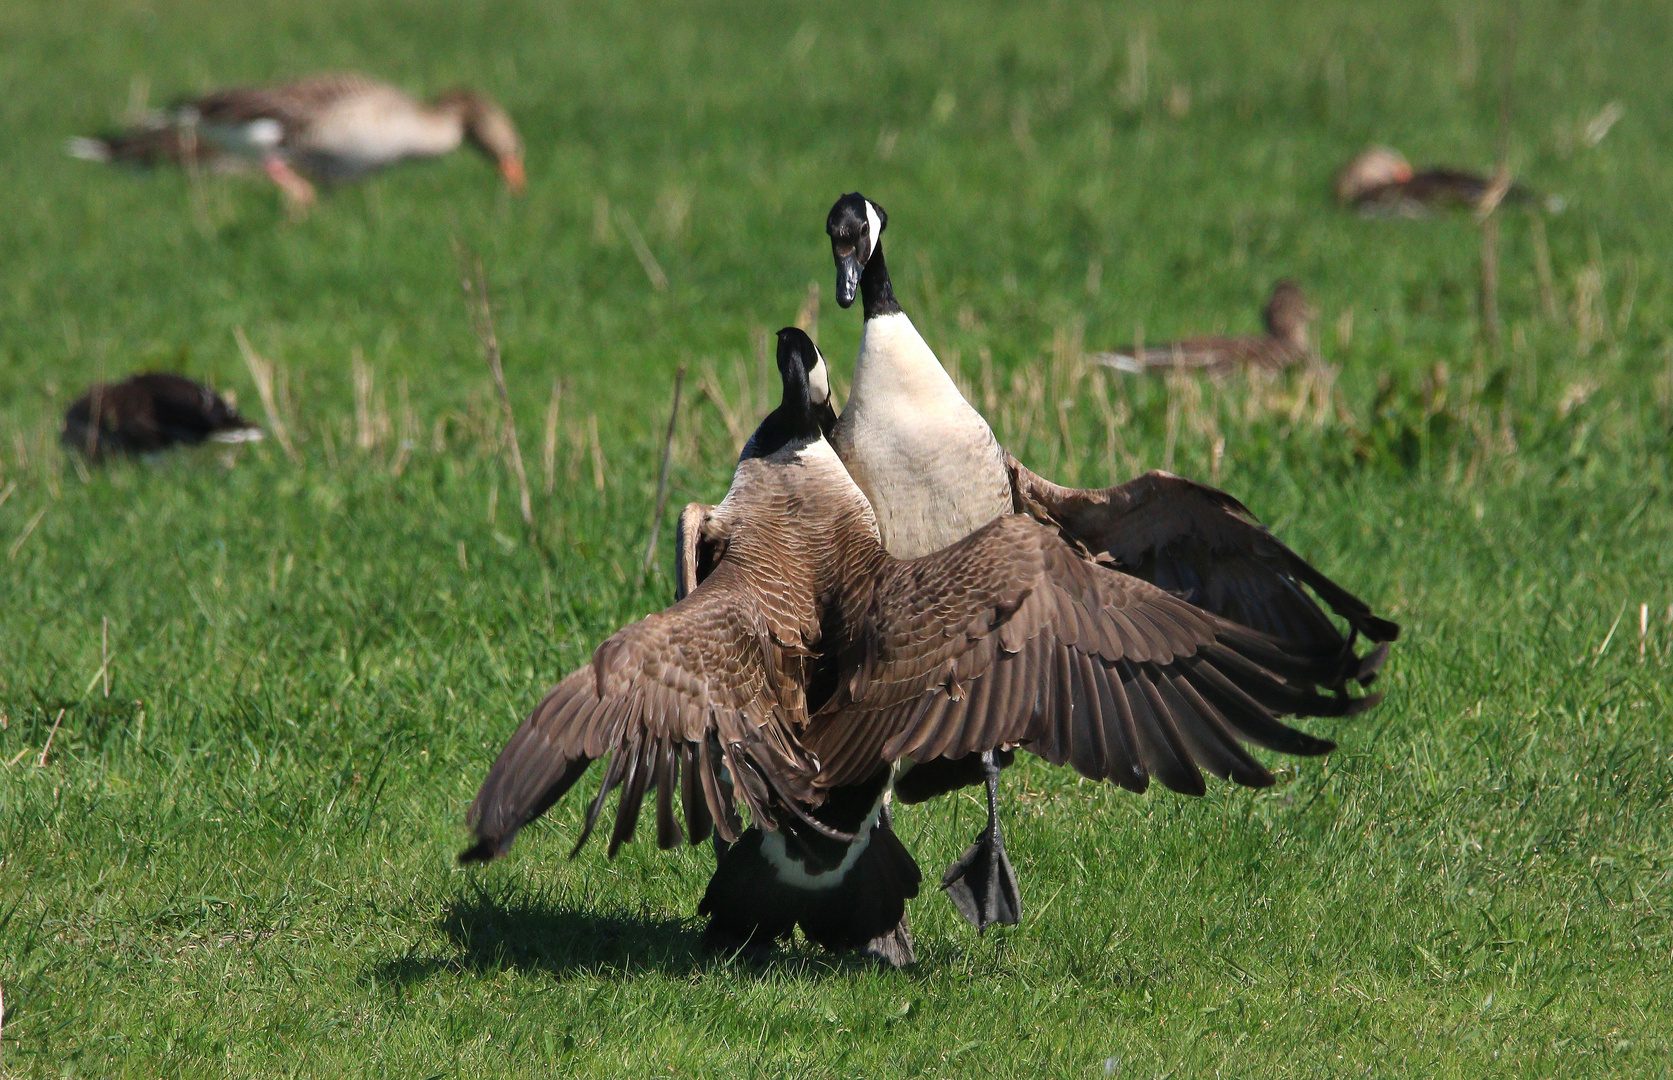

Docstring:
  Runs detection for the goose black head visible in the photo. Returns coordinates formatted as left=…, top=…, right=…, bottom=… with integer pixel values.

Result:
left=827, top=193, right=894, bottom=313
left=740, top=327, right=832, bottom=460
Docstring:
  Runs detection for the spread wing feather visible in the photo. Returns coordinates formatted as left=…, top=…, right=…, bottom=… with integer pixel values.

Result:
left=1006, top=458, right=1398, bottom=684
left=805, top=515, right=1374, bottom=796
left=461, top=562, right=816, bottom=864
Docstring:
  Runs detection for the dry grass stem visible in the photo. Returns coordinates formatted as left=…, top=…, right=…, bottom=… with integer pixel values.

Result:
left=588, top=413, right=606, bottom=491
left=391, top=377, right=415, bottom=477
left=1529, top=214, right=1560, bottom=322
left=1479, top=209, right=1502, bottom=348
left=351, top=348, right=390, bottom=451
left=697, top=363, right=750, bottom=451
left=37, top=708, right=66, bottom=767
left=753, top=326, right=772, bottom=412
left=8, top=506, right=47, bottom=561
left=102, top=616, right=109, bottom=698
left=234, top=328, right=301, bottom=463
left=457, top=247, right=535, bottom=528
left=795, top=281, right=821, bottom=344
left=542, top=379, right=562, bottom=495
left=643, top=364, right=687, bottom=571
left=615, top=208, right=669, bottom=292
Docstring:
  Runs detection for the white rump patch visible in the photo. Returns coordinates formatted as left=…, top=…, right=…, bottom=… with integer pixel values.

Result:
left=65, top=137, right=112, bottom=163
left=210, top=427, right=266, bottom=444
left=245, top=119, right=284, bottom=148
left=758, top=793, right=885, bottom=891
left=864, top=200, right=884, bottom=264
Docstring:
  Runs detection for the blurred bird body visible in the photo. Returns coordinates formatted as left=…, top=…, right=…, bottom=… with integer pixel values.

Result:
left=1335, top=145, right=1562, bottom=216
left=1094, top=281, right=1315, bottom=376
left=68, top=74, right=525, bottom=206
left=61, top=373, right=262, bottom=460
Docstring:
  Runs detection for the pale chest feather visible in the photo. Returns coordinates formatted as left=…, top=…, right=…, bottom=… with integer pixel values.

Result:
left=833, top=314, right=1011, bottom=559
left=295, top=91, right=462, bottom=175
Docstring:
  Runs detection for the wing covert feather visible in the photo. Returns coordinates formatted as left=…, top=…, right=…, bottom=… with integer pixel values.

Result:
left=462, top=567, right=815, bottom=864
left=1005, top=458, right=1398, bottom=683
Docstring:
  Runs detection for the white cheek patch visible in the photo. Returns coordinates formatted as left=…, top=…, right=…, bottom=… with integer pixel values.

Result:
left=808, top=354, right=830, bottom=405
left=864, top=200, right=884, bottom=263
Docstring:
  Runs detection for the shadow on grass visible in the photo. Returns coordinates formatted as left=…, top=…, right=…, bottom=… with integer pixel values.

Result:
left=369, top=881, right=897, bottom=985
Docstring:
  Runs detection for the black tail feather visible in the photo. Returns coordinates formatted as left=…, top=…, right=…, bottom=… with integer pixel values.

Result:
left=698, top=813, right=922, bottom=965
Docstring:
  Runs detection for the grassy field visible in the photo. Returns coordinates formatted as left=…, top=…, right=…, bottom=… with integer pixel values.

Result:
left=3, top=0, right=1673, bottom=1075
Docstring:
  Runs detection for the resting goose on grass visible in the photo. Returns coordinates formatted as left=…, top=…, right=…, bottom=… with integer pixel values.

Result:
left=1093, top=281, right=1315, bottom=376
left=736, top=192, right=1394, bottom=935
left=1334, top=146, right=1561, bottom=217
left=463, top=329, right=1376, bottom=966
left=61, top=373, right=263, bottom=460
left=68, top=74, right=524, bottom=209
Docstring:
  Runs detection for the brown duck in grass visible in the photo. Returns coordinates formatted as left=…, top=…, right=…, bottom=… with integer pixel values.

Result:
left=62, top=373, right=262, bottom=460
left=68, top=74, right=524, bottom=209
left=461, top=329, right=1382, bottom=966
left=1335, top=146, right=1563, bottom=217
left=1092, top=281, right=1315, bottom=376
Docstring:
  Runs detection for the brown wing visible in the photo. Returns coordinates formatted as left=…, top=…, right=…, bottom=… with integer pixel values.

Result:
left=674, top=502, right=724, bottom=602
left=190, top=74, right=383, bottom=129
left=1007, top=459, right=1397, bottom=684
left=462, top=560, right=818, bottom=864
left=806, top=515, right=1373, bottom=797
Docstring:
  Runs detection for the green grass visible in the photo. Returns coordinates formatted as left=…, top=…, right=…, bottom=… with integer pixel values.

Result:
left=4, top=0, right=1673, bottom=1075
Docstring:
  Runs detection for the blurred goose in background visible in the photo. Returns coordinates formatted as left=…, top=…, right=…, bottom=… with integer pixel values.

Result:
left=464, top=329, right=1378, bottom=966
left=62, top=373, right=262, bottom=460
left=1093, top=281, right=1316, bottom=376
left=1335, top=145, right=1562, bottom=216
left=67, top=73, right=525, bottom=209
left=727, top=192, right=1395, bottom=934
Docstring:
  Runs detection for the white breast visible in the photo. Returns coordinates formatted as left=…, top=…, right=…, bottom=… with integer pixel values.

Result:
left=832, top=312, right=1011, bottom=559
left=296, top=89, right=462, bottom=177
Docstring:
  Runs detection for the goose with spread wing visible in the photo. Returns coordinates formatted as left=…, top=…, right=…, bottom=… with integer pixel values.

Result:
left=68, top=74, right=524, bottom=209
left=464, top=328, right=1379, bottom=966
left=772, top=193, right=1398, bottom=935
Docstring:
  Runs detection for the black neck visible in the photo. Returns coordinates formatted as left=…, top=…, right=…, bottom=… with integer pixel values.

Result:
left=861, top=244, right=902, bottom=319
left=741, top=365, right=823, bottom=461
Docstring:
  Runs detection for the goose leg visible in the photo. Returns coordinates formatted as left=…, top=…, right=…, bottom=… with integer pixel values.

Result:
left=940, top=750, right=1021, bottom=931
left=262, top=154, right=317, bottom=212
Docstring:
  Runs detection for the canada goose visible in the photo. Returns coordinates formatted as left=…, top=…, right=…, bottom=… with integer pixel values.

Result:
left=1093, top=281, right=1315, bottom=376
left=68, top=74, right=524, bottom=208
left=61, top=373, right=263, bottom=460
left=464, top=328, right=1376, bottom=966
left=806, top=192, right=1399, bottom=931
left=1334, top=146, right=1561, bottom=216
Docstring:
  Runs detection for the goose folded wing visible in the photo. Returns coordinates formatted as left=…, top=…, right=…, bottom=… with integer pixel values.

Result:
left=806, top=514, right=1376, bottom=799
left=192, top=75, right=375, bottom=128
left=461, top=572, right=816, bottom=865
left=1006, top=457, right=1398, bottom=686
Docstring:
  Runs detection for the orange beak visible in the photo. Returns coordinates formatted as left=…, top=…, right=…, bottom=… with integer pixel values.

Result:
left=1393, top=161, right=1414, bottom=183
left=499, top=153, right=526, bottom=194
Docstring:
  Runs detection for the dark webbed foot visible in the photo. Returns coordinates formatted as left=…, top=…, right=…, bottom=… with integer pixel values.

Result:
left=941, top=750, right=1021, bottom=931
